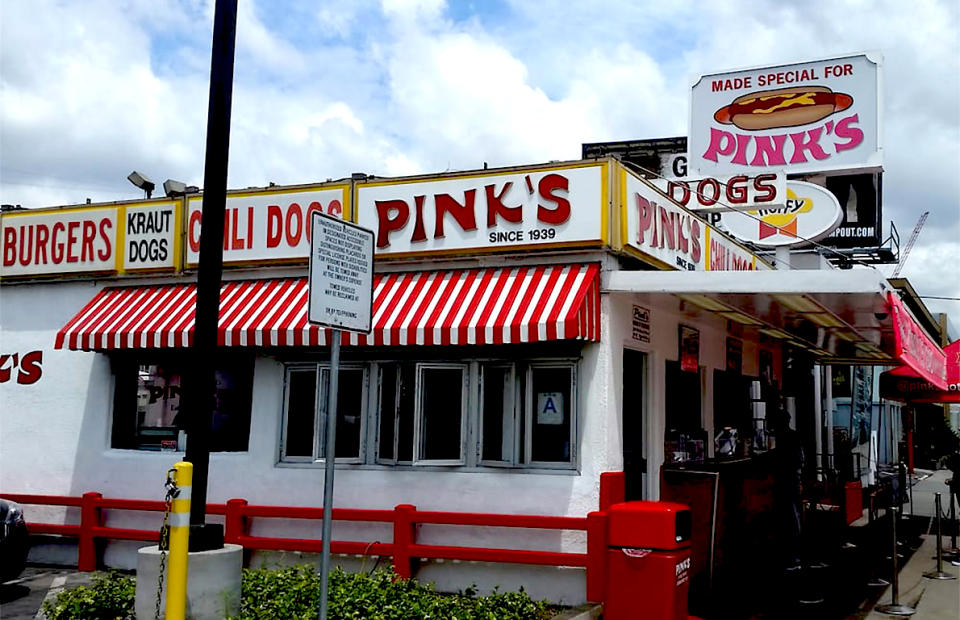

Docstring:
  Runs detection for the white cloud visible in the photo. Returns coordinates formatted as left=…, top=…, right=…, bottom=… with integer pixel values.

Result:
left=1, top=0, right=957, bottom=327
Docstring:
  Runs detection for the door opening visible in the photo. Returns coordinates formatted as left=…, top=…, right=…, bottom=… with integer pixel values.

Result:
left=622, top=349, right=646, bottom=500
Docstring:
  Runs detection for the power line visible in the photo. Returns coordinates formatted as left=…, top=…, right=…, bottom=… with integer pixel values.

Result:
left=919, top=296, right=960, bottom=301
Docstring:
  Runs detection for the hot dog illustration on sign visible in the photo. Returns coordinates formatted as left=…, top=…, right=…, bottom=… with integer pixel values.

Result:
left=713, top=87, right=854, bottom=131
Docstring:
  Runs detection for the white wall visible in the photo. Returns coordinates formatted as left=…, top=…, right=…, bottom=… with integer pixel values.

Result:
left=0, top=277, right=623, bottom=603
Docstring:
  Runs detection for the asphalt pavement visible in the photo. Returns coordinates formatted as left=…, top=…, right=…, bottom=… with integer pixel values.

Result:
left=0, top=566, right=91, bottom=620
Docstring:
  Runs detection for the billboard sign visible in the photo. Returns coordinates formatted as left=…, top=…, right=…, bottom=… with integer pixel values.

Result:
left=819, top=173, right=882, bottom=248
left=356, top=162, right=607, bottom=257
left=690, top=53, right=882, bottom=177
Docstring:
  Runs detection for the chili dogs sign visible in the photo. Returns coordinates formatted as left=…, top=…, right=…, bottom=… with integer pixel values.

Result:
left=186, top=186, right=349, bottom=266
left=356, top=163, right=606, bottom=257
left=690, top=53, right=882, bottom=177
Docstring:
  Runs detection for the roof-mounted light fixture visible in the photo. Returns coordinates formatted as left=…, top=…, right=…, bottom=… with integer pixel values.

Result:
left=127, top=171, right=155, bottom=199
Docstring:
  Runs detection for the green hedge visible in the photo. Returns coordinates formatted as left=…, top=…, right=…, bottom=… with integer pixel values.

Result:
left=41, top=566, right=555, bottom=620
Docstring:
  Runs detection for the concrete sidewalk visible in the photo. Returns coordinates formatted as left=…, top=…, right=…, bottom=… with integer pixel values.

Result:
left=864, top=534, right=959, bottom=619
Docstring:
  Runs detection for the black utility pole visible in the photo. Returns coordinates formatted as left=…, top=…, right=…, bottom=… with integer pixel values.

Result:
left=184, top=0, right=237, bottom=550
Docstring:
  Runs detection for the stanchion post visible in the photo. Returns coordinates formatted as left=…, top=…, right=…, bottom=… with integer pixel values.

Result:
left=949, top=488, right=958, bottom=557
left=923, top=493, right=956, bottom=581
left=166, top=462, right=193, bottom=620
left=876, top=503, right=916, bottom=616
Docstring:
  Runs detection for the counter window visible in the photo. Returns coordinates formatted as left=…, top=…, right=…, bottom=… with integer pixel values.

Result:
left=281, top=364, right=367, bottom=462
left=111, top=354, right=253, bottom=452
left=527, top=364, right=575, bottom=465
left=415, top=364, right=468, bottom=464
left=282, top=356, right=578, bottom=471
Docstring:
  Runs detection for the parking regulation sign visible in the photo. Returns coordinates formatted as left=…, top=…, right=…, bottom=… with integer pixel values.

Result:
left=308, top=212, right=374, bottom=333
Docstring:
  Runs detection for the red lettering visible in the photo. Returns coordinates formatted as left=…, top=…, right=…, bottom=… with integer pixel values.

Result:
left=667, top=181, right=690, bottom=206
left=375, top=199, right=409, bottom=248
left=660, top=208, right=675, bottom=249
left=411, top=195, right=427, bottom=243
left=698, top=179, right=721, bottom=206
left=230, top=208, right=244, bottom=250
left=305, top=202, right=322, bottom=243
left=434, top=190, right=477, bottom=239
left=223, top=210, right=231, bottom=251
left=636, top=194, right=653, bottom=245
left=246, top=206, right=254, bottom=249
left=0, top=354, right=13, bottom=383
left=17, top=225, right=33, bottom=266
left=266, top=205, right=282, bottom=248
left=3, top=227, right=15, bottom=266
left=51, top=222, right=65, bottom=263
left=676, top=214, right=689, bottom=254
left=16, top=350, right=42, bottom=385
left=66, top=221, right=79, bottom=263
left=702, top=128, right=736, bottom=162
left=753, top=174, right=777, bottom=203
left=188, top=210, right=202, bottom=253
left=834, top=114, right=864, bottom=153
left=285, top=203, right=303, bottom=247
left=97, top=218, right=112, bottom=261
left=789, top=128, right=829, bottom=164
left=327, top=200, right=342, bottom=218
left=536, top=174, right=570, bottom=225
left=80, top=220, right=96, bottom=261
left=35, top=224, right=49, bottom=264
left=727, top=176, right=748, bottom=203
left=690, top=220, right=702, bottom=263
left=485, top=183, right=522, bottom=226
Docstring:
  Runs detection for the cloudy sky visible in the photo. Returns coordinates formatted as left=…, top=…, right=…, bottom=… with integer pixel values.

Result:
left=1, top=0, right=958, bottom=321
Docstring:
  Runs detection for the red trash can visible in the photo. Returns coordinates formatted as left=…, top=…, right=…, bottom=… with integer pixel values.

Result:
left=604, top=501, right=692, bottom=620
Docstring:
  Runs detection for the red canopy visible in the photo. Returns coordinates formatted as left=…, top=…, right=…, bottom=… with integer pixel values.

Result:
left=880, top=339, right=960, bottom=404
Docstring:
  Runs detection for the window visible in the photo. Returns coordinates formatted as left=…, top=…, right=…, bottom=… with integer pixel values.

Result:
left=526, top=364, right=575, bottom=465
left=111, top=355, right=253, bottom=452
left=281, top=364, right=367, bottom=462
left=415, top=364, right=468, bottom=464
left=280, top=356, right=578, bottom=470
left=665, top=360, right=701, bottom=435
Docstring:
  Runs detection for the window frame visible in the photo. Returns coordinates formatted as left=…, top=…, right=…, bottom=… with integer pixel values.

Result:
left=412, top=362, right=469, bottom=466
left=315, top=364, right=369, bottom=465
left=279, top=362, right=369, bottom=464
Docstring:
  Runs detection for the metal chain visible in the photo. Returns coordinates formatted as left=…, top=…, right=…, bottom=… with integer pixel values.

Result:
left=155, top=468, right=180, bottom=620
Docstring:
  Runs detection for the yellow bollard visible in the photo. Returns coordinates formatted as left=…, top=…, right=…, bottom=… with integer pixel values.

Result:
left=165, top=461, right=192, bottom=620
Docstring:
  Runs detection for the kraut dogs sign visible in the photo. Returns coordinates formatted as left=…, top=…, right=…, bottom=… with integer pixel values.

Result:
left=689, top=53, right=882, bottom=177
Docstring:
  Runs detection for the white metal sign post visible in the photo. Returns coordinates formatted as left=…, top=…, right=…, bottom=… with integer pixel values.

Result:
left=307, top=211, right=374, bottom=620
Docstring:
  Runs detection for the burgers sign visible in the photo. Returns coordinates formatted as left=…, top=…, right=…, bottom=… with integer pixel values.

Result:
left=689, top=53, right=882, bottom=177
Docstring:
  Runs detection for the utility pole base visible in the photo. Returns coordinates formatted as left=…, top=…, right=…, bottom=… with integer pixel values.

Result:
left=875, top=603, right=916, bottom=616
left=188, top=523, right=224, bottom=552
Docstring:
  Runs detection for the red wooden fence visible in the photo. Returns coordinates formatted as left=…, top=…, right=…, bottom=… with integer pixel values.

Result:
left=2, top=476, right=627, bottom=604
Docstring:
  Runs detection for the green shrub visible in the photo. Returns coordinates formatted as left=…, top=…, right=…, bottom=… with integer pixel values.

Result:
left=237, top=565, right=555, bottom=620
left=41, top=571, right=136, bottom=620
left=41, top=565, right=555, bottom=620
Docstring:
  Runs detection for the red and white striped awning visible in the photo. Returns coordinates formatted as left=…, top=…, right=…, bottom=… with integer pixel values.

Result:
left=56, top=264, right=600, bottom=350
